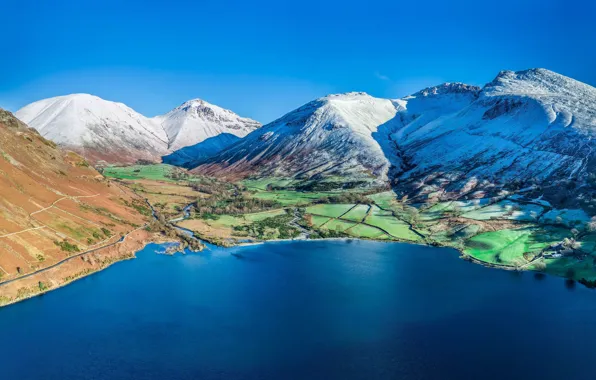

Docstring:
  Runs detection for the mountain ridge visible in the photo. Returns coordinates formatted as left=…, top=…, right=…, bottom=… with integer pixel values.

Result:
left=191, top=68, right=596, bottom=209
left=15, top=94, right=260, bottom=165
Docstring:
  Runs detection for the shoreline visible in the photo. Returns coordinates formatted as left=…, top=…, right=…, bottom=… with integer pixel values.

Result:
left=0, top=229, right=180, bottom=308
left=0, top=222, right=579, bottom=308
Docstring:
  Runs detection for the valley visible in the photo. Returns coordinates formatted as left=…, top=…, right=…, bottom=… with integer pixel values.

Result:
left=100, top=163, right=596, bottom=287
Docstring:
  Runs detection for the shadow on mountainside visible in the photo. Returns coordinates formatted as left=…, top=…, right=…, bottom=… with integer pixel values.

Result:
left=163, top=133, right=241, bottom=168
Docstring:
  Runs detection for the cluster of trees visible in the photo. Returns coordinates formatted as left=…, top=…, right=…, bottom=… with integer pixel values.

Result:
left=233, top=213, right=299, bottom=240
left=314, top=192, right=372, bottom=205
left=193, top=194, right=281, bottom=217
left=190, top=180, right=237, bottom=195
left=145, top=213, right=204, bottom=251
left=54, top=239, right=80, bottom=253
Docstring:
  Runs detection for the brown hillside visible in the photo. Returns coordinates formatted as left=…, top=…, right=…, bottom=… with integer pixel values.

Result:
left=0, top=109, right=151, bottom=303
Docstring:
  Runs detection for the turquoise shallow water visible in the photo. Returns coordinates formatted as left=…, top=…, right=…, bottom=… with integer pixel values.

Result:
left=0, top=239, right=595, bottom=380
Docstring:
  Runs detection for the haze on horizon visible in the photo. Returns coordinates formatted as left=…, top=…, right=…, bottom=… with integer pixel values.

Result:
left=1, top=0, right=595, bottom=123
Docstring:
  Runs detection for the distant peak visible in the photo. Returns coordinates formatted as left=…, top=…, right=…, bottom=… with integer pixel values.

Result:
left=179, top=98, right=210, bottom=107
left=495, top=68, right=555, bottom=79
left=483, top=67, right=595, bottom=96
left=488, top=68, right=574, bottom=86
left=322, top=91, right=371, bottom=100
left=33, top=93, right=106, bottom=103
left=411, top=83, right=481, bottom=98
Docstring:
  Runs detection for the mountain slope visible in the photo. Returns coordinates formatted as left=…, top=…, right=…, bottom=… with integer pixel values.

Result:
left=162, top=133, right=241, bottom=167
left=392, top=69, right=596, bottom=205
left=155, top=99, right=260, bottom=152
left=191, top=92, right=402, bottom=182
left=0, top=109, right=151, bottom=301
left=16, top=94, right=168, bottom=164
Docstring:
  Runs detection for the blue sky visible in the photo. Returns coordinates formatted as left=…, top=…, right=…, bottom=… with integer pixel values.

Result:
left=1, top=0, right=594, bottom=123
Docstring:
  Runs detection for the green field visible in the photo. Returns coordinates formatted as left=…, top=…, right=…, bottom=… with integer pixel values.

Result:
left=242, top=178, right=296, bottom=191
left=305, top=204, right=355, bottom=218
left=345, top=223, right=387, bottom=238
left=464, top=227, right=570, bottom=267
left=310, top=215, right=332, bottom=227
left=103, top=164, right=175, bottom=181
left=199, top=209, right=287, bottom=229
left=243, top=209, right=287, bottom=222
left=323, top=219, right=357, bottom=232
left=364, top=212, right=421, bottom=241
left=250, top=190, right=342, bottom=206
left=342, top=204, right=370, bottom=222
left=367, top=191, right=398, bottom=209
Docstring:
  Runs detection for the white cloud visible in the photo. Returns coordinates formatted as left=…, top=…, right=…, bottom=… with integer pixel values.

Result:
left=374, top=71, right=391, bottom=81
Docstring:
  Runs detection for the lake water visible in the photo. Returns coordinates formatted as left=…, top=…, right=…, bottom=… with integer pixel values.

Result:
left=0, top=240, right=595, bottom=380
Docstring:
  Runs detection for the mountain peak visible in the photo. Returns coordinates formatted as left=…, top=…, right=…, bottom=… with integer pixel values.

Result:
left=156, top=98, right=261, bottom=151
left=409, top=83, right=481, bottom=99
left=324, top=91, right=370, bottom=99
left=176, top=98, right=211, bottom=109
left=484, top=68, right=596, bottom=97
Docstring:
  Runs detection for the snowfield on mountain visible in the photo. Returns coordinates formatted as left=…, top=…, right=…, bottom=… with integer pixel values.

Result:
left=154, top=99, right=260, bottom=152
left=393, top=69, right=596, bottom=199
left=16, top=95, right=260, bottom=164
left=192, top=69, right=596, bottom=208
left=192, top=92, right=402, bottom=182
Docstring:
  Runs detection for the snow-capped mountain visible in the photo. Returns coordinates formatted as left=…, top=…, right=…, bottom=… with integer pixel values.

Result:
left=155, top=99, right=260, bottom=151
left=192, top=92, right=402, bottom=182
left=391, top=69, right=596, bottom=201
left=192, top=69, right=596, bottom=207
left=15, top=95, right=260, bottom=165
left=15, top=94, right=168, bottom=164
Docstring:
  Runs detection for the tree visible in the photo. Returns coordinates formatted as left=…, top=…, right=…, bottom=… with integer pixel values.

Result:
left=587, top=216, right=596, bottom=232
left=565, top=268, right=576, bottom=280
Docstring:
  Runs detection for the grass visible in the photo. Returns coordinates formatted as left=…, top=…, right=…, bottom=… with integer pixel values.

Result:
left=103, top=164, right=175, bottom=181
left=345, top=223, right=386, bottom=238
left=322, top=219, right=357, bottom=232
left=305, top=204, right=355, bottom=218
left=342, top=204, right=370, bottom=222
left=310, top=215, right=331, bottom=227
left=243, top=209, right=287, bottom=222
left=367, top=191, right=398, bottom=209
left=365, top=212, right=421, bottom=241
left=196, top=209, right=286, bottom=229
left=242, top=178, right=296, bottom=191
left=250, top=190, right=342, bottom=206
left=464, top=227, right=570, bottom=267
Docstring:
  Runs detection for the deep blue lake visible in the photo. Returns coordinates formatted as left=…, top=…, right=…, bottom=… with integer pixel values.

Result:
left=0, top=240, right=595, bottom=380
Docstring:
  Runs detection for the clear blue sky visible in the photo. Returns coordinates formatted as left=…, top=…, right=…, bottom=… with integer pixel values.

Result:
left=1, top=0, right=594, bottom=123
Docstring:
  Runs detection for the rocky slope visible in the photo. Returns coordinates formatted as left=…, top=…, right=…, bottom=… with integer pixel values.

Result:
left=16, top=95, right=259, bottom=165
